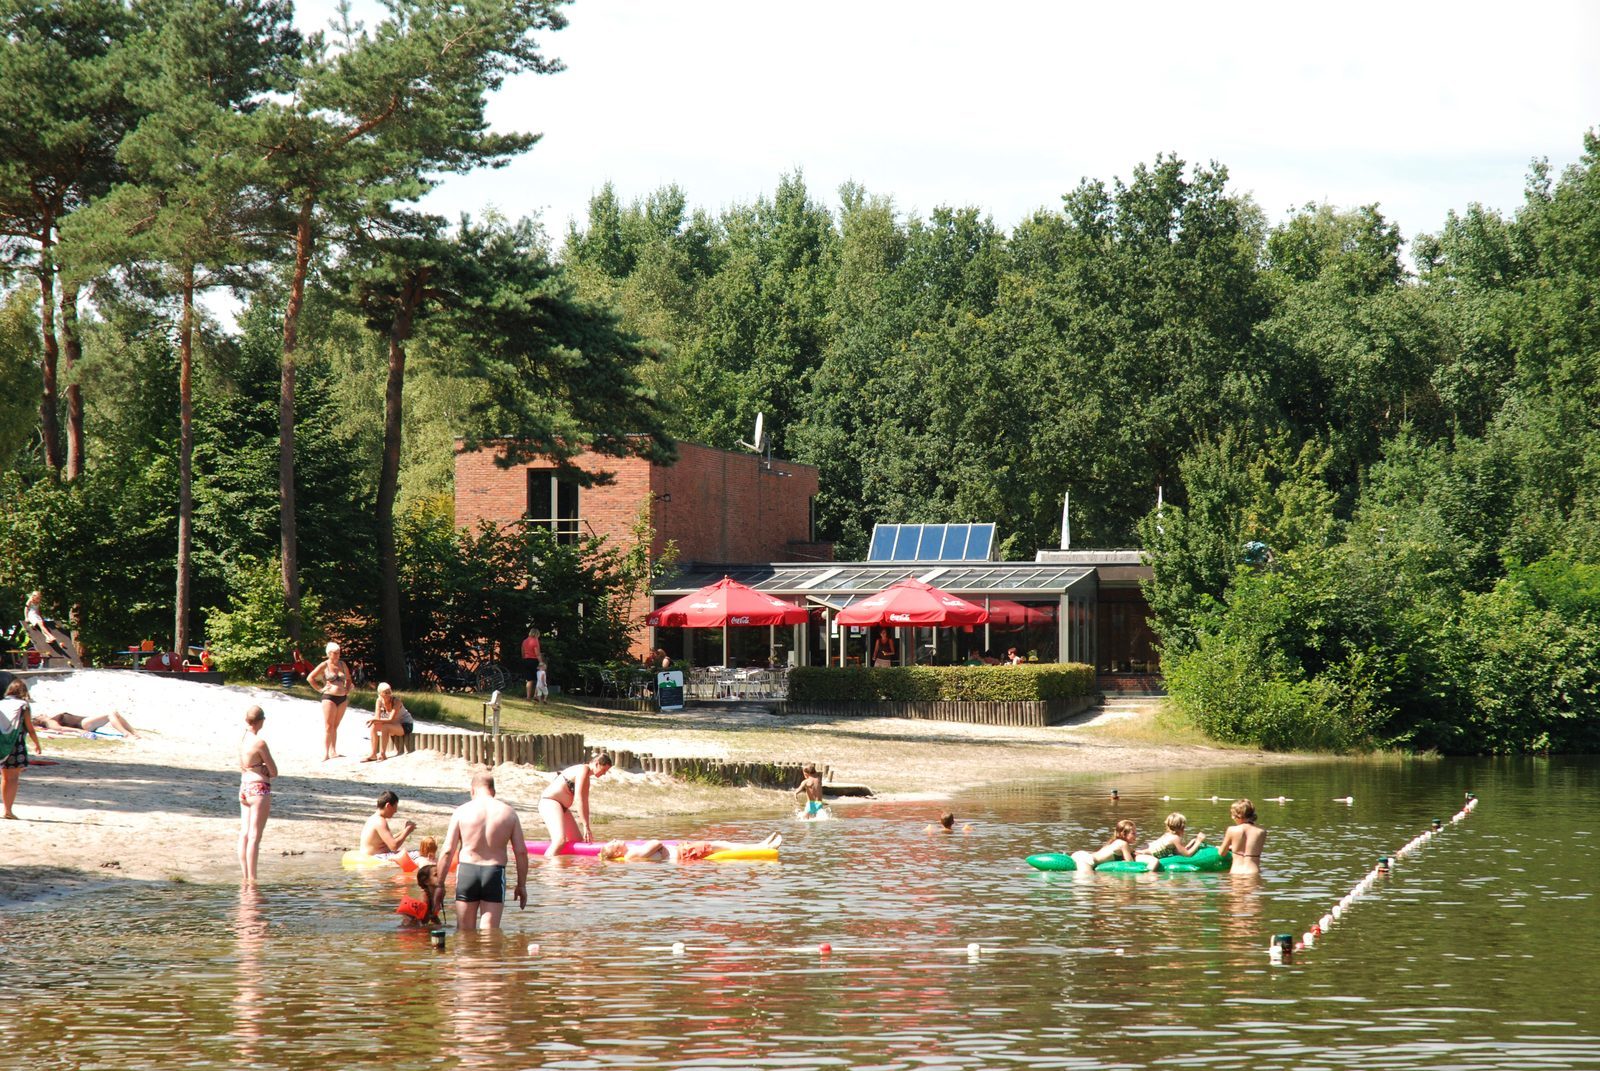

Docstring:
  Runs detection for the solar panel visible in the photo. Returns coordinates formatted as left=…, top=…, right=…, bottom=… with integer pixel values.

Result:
left=867, top=523, right=997, bottom=562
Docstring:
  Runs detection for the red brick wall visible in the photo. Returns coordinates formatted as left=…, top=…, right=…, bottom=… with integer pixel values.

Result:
left=454, top=440, right=829, bottom=563
left=650, top=442, right=828, bottom=564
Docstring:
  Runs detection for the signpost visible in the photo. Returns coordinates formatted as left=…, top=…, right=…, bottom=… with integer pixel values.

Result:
left=657, top=670, right=684, bottom=711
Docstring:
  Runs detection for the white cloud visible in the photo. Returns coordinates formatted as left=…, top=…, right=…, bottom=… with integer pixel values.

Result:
left=298, top=0, right=1600, bottom=243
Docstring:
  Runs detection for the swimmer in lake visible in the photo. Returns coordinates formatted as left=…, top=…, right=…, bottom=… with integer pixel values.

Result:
left=924, top=811, right=971, bottom=833
left=1218, top=798, right=1266, bottom=875
left=396, top=864, right=442, bottom=928
left=597, top=832, right=781, bottom=863
left=360, top=790, right=416, bottom=858
left=1145, top=812, right=1206, bottom=860
left=539, top=753, right=612, bottom=857
left=1070, top=819, right=1155, bottom=871
left=794, top=763, right=826, bottom=818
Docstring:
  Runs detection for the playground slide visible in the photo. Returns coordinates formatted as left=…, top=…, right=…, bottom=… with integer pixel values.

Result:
left=25, top=622, right=83, bottom=669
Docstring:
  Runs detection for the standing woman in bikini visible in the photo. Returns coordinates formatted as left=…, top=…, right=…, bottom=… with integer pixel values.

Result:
left=307, top=641, right=352, bottom=761
left=539, top=753, right=613, bottom=858
left=238, top=706, right=277, bottom=884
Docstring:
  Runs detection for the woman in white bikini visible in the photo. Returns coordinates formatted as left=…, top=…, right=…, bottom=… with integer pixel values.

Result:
left=306, top=641, right=352, bottom=761
left=538, top=753, right=612, bottom=857
left=238, top=706, right=277, bottom=884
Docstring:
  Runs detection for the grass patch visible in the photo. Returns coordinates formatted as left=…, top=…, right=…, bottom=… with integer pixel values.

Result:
left=1075, top=699, right=1246, bottom=749
left=282, top=684, right=611, bottom=736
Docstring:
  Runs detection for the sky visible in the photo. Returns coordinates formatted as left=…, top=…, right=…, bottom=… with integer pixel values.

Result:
left=300, top=0, right=1600, bottom=250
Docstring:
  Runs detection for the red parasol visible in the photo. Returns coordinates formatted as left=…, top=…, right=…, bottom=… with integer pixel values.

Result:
left=835, top=577, right=989, bottom=627
left=647, top=576, right=809, bottom=628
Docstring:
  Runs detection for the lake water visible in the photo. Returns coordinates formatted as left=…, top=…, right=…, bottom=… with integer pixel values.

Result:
left=1, top=757, right=1595, bottom=1070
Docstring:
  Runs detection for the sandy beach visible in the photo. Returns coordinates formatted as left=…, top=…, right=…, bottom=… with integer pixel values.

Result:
left=0, top=671, right=1298, bottom=903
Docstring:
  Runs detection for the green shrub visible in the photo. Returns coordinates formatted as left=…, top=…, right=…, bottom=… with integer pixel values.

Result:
left=788, top=663, right=1095, bottom=703
left=1163, top=634, right=1355, bottom=751
left=206, top=557, right=323, bottom=680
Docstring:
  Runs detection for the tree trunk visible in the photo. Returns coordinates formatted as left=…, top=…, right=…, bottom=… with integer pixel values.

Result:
left=279, top=195, right=313, bottom=642
left=36, top=226, right=63, bottom=473
left=175, top=269, right=195, bottom=657
left=60, top=279, right=85, bottom=479
left=378, top=270, right=428, bottom=684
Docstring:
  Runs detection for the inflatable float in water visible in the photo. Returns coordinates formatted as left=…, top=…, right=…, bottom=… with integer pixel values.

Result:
left=524, top=840, right=778, bottom=862
left=1026, top=845, right=1232, bottom=874
left=340, top=849, right=420, bottom=871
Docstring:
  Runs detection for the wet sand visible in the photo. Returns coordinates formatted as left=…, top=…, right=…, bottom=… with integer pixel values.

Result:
left=0, top=671, right=1300, bottom=904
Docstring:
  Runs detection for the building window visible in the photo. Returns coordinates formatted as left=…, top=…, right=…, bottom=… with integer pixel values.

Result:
left=527, top=469, right=581, bottom=543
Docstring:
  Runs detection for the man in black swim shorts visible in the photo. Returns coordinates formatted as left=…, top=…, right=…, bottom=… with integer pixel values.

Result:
left=435, top=770, right=528, bottom=931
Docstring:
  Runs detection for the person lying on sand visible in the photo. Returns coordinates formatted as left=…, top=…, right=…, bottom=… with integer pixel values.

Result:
left=32, top=708, right=141, bottom=739
left=597, top=832, right=781, bottom=863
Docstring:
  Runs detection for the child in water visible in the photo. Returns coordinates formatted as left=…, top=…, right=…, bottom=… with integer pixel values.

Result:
left=410, top=835, right=439, bottom=870
left=794, top=763, right=827, bottom=819
left=1071, top=819, right=1152, bottom=870
left=1145, top=812, right=1206, bottom=859
left=396, top=864, right=441, bottom=928
left=924, top=811, right=971, bottom=834
left=1218, top=798, right=1266, bottom=875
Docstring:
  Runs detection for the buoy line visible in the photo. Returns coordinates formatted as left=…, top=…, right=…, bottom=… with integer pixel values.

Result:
left=1269, top=792, right=1479, bottom=963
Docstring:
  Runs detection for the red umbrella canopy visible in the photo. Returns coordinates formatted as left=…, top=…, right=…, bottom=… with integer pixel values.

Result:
left=835, top=577, right=989, bottom=627
left=647, top=576, right=809, bottom=628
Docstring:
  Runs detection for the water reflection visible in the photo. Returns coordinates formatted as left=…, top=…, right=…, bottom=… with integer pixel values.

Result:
left=0, top=758, right=1596, bottom=1069
left=233, top=887, right=268, bottom=1062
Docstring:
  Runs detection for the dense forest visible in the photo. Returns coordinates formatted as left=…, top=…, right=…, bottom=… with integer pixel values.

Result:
left=3, top=2, right=1597, bottom=752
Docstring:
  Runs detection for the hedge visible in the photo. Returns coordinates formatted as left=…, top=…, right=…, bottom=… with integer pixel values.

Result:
left=788, top=663, right=1096, bottom=703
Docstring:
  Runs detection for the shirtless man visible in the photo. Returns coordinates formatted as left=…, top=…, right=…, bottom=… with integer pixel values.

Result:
left=359, top=790, right=416, bottom=857
left=435, top=770, right=528, bottom=931
left=1218, top=798, right=1267, bottom=876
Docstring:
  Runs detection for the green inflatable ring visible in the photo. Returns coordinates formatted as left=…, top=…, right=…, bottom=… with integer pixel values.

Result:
left=1026, top=846, right=1231, bottom=874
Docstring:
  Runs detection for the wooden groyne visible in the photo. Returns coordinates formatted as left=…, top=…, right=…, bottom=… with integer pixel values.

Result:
left=399, top=730, right=828, bottom=791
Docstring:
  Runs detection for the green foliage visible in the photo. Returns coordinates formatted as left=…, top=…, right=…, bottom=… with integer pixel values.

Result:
left=392, top=502, right=636, bottom=687
left=205, top=556, right=323, bottom=679
left=788, top=664, right=1095, bottom=703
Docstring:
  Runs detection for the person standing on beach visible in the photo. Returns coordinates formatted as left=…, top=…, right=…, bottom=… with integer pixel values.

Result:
left=307, top=641, right=352, bottom=761
left=1, top=679, right=44, bottom=819
left=238, top=706, right=277, bottom=884
left=521, top=628, right=542, bottom=700
left=435, top=770, right=528, bottom=931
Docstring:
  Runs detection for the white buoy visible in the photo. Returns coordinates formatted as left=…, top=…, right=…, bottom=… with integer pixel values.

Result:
left=967, top=942, right=981, bottom=956
left=1303, top=931, right=1316, bottom=948
left=671, top=942, right=686, bottom=955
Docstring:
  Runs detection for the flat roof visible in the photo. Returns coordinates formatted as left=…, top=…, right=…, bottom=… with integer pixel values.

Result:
left=655, top=561, right=1096, bottom=600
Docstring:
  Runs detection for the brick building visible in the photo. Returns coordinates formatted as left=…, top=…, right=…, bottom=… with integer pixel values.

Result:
left=454, top=436, right=831, bottom=575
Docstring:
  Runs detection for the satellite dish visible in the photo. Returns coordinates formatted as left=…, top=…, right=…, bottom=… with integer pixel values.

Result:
left=738, top=411, right=768, bottom=454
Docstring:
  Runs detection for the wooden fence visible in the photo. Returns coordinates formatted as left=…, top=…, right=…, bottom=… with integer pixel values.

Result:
left=399, top=730, right=823, bottom=790
left=772, top=695, right=1097, bottom=728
